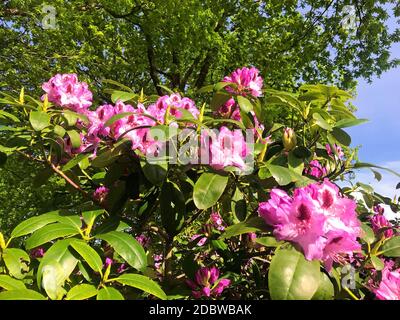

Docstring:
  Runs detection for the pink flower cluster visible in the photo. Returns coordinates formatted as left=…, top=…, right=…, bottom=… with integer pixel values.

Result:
left=210, top=212, right=226, bottom=231
left=147, top=93, right=199, bottom=123
left=42, top=74, right=92, bottom=113
left=223, top=67, right=263, bottom=97
left=370, top=205, right=394, bottom=239
left=373, top=261, right=400, bottom=300
left=201, top=126, right=250, bottom=171
left=93, top=186, right=109, bottom=203
left=304, top=160, right=327, bottom=179
left=42, top=74, right=201, bottom=157
left=258, top=179, right=361, bottom=270
left=217, top=68, right=265, bottom=140
left=186, top=267, right=231, bottom=298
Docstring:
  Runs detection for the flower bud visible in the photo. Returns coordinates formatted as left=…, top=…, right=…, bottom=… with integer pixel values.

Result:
left=282, top=127, right=297, bottom=151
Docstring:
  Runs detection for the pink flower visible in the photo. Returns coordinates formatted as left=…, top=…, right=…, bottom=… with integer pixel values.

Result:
left=153, top=254, right=163, bottom=270
left=304, top=160, right=327, bottom=178
left=259, top=179, right=361, bottom=270
left=87, top=104, right=115, bottom=137
left=117, top=263, right=128, bottom=274
left=200, top=127, right=249, bottom=171
left=223, top=67, right=263, bottom=97
left=93, top=186, right=109, bottom=203
left=326, top=143, right=344, bottom=160
left=42, top=74, right=92, bottom=112
left=104, top=257, right=113, bottom=268
left=191, top=234, right=207, bottom=246
left=374, top=265, right=400, bottom=300
left=30, top=247, right=45, bottom=258
left=370, top=213, right=394, bottom=239
left=135, top=234, right=151, bottom=248
left=147, top=93, right=199, bottom=123
left=210, top=212, right=226, bottom=231
left=186, top=267, right=231, bottom=298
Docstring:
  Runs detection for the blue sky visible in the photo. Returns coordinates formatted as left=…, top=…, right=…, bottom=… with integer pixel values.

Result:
left=346, top=16, right=399, bottom=210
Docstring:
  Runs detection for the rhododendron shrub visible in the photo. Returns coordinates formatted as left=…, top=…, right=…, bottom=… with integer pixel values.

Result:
left=0, top=67, right=399, bottom=300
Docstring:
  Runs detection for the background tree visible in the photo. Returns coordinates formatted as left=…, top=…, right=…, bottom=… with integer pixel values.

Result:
left=1, top=0, right=399, bottom=97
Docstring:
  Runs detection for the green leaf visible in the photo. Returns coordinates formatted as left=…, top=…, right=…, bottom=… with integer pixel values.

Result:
left=62, top=153, right=91, bottom=171
left=25, top=223, right=80, bottom=250
left=42, top=261, right=68, bottom=300
left=267, top=165, right=293, bottom=186
left=210, top=92, right=231, bottom=111
left=0, top=275, right=26, bottom=290
left=37, top=239, right=78, bottom=290
left=0, top=289, right=47, bottom=300
left=11, top=212, right=62, bottom=238
left=331, top=128, right=351, bottom=146
left=255, top=237, right=279, bottom=247
left=381, top=236, right=400, bottom=257
left=268, top=248, right=321, bottom=300
left=160, top=181, right=186, bottom=234
left=193, top=173, right=229, bottom=210
left=67, top=130, right=81, bottom=149
left=2, top=248, right=30, bottom=279
left=237, top=95, right=253, bottom=113
left=312, top=272, right=334, bottom=300
left=211, top=240, right=228, bottom=250
left=353, top=162, right=400, bottom=179
left=334, top=118, right=368, bottom=129
left=220, top=217, right=268, bottom=240
left=113, top=274, right=167, bottom=300
left=82, top=209, right=105, bottom=226
left=69, top=239, right=103, bottom=274
left=360, top=223, right=375, bottom=244
left=371, top=256, right=384, bottom=271
left=313, top=113, right=332, bottom=131
left=104, top=112, right=135, bottom=127
left=66, top=284, right=98, bottom=300
left=141, top=161, right=168, bottom=186
left=53, top=124, right=66, bottom=137
left=97, top=287, right=124, bottom=300
left=96, top=231, right=147, bottom=272
left=30, top=111, right=51, bottom=131
left=111, top=91, right=137, bottom=103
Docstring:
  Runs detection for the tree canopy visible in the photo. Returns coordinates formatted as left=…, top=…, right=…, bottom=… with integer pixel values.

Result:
left=1, top=0, right=399, bottom=96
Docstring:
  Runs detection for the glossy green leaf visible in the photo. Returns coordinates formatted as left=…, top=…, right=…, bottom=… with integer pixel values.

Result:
left=237, top=95, right=253, bottom=113
left=96, top=231, right=147, bottom=272
left=0, top=275, right=26, bottom=290
left=66, top=284, right=98, bottom=300
left=2, top=248, right=30, bottom=279
left=268, top=248, right=321, bottom=300
left=11, top=211, right=61, bottom=238
left=0, top=289, right=47, bottom=300
left=30, top=111, right=51, bottom=131
left=37, top=239, right=78, bottom=289
left=141, top=161, right=168, bottom=186
left=42, top=261, right=67, bottom=300
left=69, top=239, right=103, bottom=274
left=360, top=223, right=375, bottom=244
left=381, top=236, right=400, bottom=257
left=113, top=274, right=167, bottom=300
left=331, top=127, right=351, bottom=146
left=220, top=217, right=268, bottom=240
left=111, top=91, right=137, bottom=103
left=334, top=118, right=368, bottom=129
left=67, top=130, right=81, bottom=148
left=255, top=236, right=279, bottom=247
left=267, top=165, right=293, bottom=186
left=193, top=173, right=229, bottom=210
left=312, top=272, right=334, bottom=300
left=25, top=223, right=80, bottom=250
left=371, top=256, right=384, bottom=271
left=97, top=287, right=124, bottom=300
left=313, top=113, right=332, bottom=131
